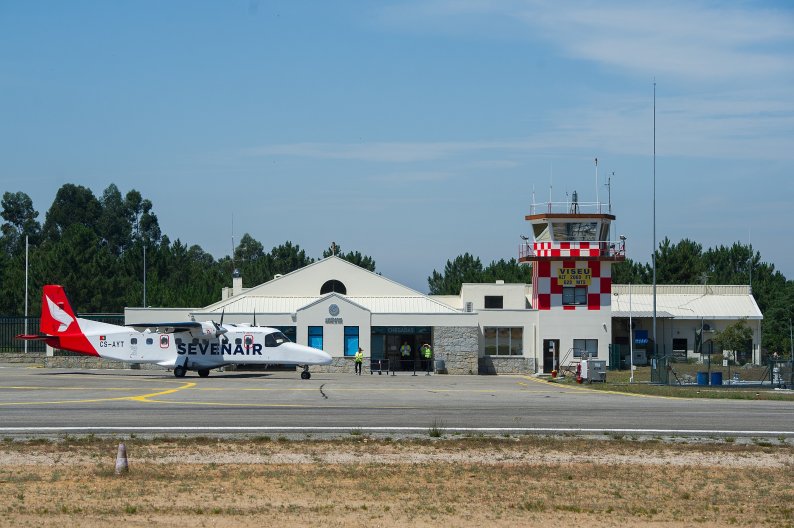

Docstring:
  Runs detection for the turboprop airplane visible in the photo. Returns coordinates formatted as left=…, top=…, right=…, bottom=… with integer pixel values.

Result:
left=17, top=285, right=332, bottom=379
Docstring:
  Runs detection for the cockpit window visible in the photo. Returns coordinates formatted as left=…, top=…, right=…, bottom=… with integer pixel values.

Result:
left=265, top=331, right=289, bottom=347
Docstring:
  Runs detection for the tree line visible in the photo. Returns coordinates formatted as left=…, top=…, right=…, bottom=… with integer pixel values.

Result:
left=2, top=184, right=792, bottom=353
left=0, top=184, right=374, bottom=317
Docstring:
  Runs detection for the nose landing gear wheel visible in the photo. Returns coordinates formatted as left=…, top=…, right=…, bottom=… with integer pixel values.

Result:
left=198, top=369, right=210, bottom=378
left=301, top=370, right=311, bottom=380
left=173, top=366, right=187, bottom=378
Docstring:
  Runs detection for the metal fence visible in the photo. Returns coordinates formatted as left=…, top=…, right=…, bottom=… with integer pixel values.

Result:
left=0, top=315, right=124, bottom=353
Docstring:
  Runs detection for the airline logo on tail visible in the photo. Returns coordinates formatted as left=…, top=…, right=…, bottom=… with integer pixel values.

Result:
left=46, top=295, right=74, bottom=332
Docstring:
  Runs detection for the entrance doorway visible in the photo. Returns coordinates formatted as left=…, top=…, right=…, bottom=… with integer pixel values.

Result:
left=371, top=327, right=431, bottom=372
left=542, top=339, right=560, bottom=373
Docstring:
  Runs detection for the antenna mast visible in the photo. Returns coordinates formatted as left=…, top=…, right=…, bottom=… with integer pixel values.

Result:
left=652, top=80, right=658, bottom=371
left=595, top=157, right=599, bottom=212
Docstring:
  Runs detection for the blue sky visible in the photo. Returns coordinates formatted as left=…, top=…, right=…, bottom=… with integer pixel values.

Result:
left=2, top=1, right=793, bottom=292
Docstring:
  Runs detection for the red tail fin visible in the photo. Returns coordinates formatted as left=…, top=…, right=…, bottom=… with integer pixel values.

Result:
left=38, top=285, right=98, bottom=356
left=41, top=285, right=79, bottom=335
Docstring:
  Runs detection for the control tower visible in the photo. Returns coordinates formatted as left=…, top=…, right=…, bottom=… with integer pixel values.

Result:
left=519, top=192, right=625, bottom=373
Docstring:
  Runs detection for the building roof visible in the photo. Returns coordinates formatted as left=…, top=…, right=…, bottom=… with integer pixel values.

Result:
left=611, top=285, right=762, bottom=320
left=203, top=294, right=461, bottom=315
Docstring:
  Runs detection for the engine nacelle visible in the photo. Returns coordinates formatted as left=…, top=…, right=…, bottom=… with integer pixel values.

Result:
left=189, top=321, right=218, bottom=339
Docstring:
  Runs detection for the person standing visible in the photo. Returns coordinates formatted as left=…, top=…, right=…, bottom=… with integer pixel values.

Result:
left=354, top=347, right=364, bottom=375
left=422, top=343, right=433, bottom=375
left=400, top=341, right=411, bottom=370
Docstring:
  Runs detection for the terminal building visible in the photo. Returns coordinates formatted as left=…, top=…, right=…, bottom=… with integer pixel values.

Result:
left=125, top=199, right=763, bottom=374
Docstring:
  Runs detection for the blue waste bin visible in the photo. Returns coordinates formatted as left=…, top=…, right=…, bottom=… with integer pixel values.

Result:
left=710, top=371, right=723, bottom=386
left=696, top=371, right=709, bottom=386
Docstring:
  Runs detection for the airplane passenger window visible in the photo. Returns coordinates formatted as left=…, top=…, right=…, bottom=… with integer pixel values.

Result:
left=146, top=338, right=154, bottom=345
left=192, top=338, right=199, bottom=345
left=175, top=338, right=183, bottom=345
left=235, top=338, right=242, bottom=345
left=131, top=338, right=137, bottom=345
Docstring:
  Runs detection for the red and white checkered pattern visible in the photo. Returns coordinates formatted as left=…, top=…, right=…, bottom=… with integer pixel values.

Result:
left=531, top=260, right=612, bottom=311
left=533, top=242, right=603, bottom=258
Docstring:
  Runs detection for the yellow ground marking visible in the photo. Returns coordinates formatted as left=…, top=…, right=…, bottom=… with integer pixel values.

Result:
left=0, top=381, right=196, bottom=406
left=0, top=386, right=174, bottom=391
left=519, top=375, right=677, bottom=400
left=126, top=382, right=197, bottom=402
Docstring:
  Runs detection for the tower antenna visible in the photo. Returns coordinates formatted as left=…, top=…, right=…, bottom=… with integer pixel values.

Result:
left=531, top=185, right=536, bottom=215
left=595, top=157, right=599, bottom=212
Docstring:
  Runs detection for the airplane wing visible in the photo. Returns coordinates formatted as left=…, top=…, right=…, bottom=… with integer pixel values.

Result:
left=125, top=322, right=204, bottom=333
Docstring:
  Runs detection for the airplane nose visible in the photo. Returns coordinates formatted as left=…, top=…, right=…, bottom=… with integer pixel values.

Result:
left=314, top=348, right=332, bottom=365
left=286, top=342, right=332, bottom=365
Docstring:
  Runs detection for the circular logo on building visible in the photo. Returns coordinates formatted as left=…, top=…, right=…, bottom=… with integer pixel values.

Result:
left=328, top=304, right=340, bottom=316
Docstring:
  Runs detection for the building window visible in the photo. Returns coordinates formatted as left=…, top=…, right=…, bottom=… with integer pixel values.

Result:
left=562, top=286, right=587, bottom=305
left=573, top=338, right=598, bottom=358
left=308, top=326, right=323, bottom=350
left=672, top=338, right=688, bottom=361
left=320, top=280, right=347, bottom=295
left=484, top=327, right=523, bottom=356
left=344, top=326, right=359, bottom=357
left=484, top=296, right=503, bottom=309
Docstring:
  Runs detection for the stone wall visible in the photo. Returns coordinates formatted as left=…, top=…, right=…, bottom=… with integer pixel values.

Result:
left=45, top=357, right=165, bottom=370
left=309, top=357, right=364, bottom=374
left=0, top=352, right=46, bottom=365
left=433, top=326, right=478, bottom=375
left=478, top=356, right=535, bottom=375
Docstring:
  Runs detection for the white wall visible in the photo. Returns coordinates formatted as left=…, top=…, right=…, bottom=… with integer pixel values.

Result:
left=460, top=283, right=528, bottom=310
left=296, top=294, right=371, bottom=358
left=538, top=308, right=612, bottom=365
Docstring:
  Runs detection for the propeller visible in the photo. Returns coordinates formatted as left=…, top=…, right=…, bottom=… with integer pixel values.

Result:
left=213, top=308, right=228, bottom=338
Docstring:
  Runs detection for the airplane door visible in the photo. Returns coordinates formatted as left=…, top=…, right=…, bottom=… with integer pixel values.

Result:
left=129, top=334, right=139, bottom=359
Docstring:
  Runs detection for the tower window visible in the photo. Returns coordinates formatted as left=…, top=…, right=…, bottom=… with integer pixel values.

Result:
left=562, top=286, right=588, bottom=305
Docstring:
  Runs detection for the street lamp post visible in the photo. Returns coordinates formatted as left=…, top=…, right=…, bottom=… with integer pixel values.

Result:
left=629, top=282, right=634, bottom=383
left=24, top=235, right=29, bottom=354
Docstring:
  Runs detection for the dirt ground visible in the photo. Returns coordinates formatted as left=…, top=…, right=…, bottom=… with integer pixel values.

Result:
left=0, top=436, right=792, bottom=527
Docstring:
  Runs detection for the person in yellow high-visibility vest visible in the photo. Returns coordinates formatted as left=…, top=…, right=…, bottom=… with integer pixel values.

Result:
left=354, top=347, right=364, bottom=375
left=421, top=343, right=433, bottom=375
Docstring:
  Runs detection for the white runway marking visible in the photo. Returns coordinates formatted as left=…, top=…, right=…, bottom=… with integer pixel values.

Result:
left=0, top=426, right=791, bottom=436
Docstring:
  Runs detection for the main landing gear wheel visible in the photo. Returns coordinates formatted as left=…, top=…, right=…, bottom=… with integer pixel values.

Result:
left=198, top=369, right=210, bottom=378
left=173, top=366, right=187, bottom=378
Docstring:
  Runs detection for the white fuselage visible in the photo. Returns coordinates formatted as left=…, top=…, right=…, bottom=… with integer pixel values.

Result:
left=79, top=319, right=331, bottom=370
